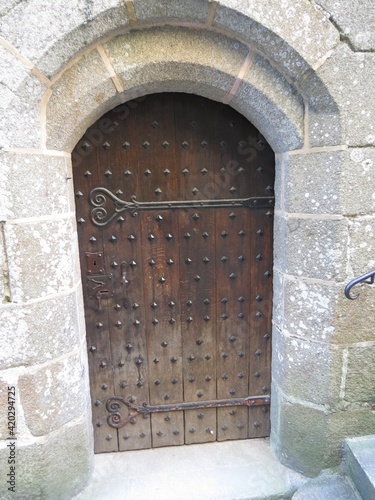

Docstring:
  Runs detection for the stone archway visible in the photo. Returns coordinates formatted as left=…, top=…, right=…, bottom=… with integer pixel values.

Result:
left=4, top=2, right=375, bottom=497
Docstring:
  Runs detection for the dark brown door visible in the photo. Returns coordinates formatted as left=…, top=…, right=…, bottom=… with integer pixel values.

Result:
left=73, top=94, right=275, bottom=453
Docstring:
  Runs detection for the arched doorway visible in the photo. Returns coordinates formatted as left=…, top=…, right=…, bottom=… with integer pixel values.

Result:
left=73, top=93, right=275, bottom=453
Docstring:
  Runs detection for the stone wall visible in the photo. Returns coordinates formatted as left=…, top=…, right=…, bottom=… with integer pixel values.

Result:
left=0, top=0, right=374, bottom=496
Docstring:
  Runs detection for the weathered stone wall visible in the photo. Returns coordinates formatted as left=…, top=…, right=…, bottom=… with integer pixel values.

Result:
left=0, top=0, right=374, bottom=495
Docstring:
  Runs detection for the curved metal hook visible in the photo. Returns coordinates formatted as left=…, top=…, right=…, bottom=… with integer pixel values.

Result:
left=345, top=270, right=375, bottom=300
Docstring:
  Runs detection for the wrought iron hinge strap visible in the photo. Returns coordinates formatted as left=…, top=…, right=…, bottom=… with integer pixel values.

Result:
left=89, top=187, right=275, bottom=227
left=106, top=395, right=270, bottom=428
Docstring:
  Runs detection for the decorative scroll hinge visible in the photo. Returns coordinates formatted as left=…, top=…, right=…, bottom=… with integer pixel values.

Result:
left=89, top=187, right=275, bottom=227
left=106, top=395, right=271, bottom=428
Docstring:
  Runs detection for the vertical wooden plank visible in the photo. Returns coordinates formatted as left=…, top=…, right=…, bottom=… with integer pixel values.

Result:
left=179, top=208, right=217, bottom=444
left=141, top=209, right=184, bottom=447
left=248, top=207, right=273, bottom=438
left=215, top=207, right=251, bottom=441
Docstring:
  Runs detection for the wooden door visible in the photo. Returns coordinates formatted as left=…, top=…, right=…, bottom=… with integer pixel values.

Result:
left=73, top=93, right=275, bottom=453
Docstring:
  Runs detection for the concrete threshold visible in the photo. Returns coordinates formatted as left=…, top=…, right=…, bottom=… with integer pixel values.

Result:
left=74, top=438, right=307, bottom=500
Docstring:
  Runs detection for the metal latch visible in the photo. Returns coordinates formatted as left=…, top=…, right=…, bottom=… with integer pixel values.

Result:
left=87, top=274, right=113, bottom=310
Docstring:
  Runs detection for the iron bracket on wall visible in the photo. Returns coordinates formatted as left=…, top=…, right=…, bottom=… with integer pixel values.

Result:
left=89, top=187, right=275, bottom=227
left=345, top=270, right=375, bottom=300
left=106, top=395, right=270, bottom=428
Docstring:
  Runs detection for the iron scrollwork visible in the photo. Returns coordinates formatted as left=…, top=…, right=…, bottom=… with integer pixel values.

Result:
left=89, top=187, right=275, bottom=227
left=106, top=395, right=270, bottom=429
left=345, top=270, right=375, bottom=300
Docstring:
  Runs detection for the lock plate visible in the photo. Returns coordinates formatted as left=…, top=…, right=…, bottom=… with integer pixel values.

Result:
left=85, top=252, right=104, bottom=274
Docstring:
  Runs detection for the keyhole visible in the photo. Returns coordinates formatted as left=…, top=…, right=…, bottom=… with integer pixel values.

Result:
left=93, top=260, right=97, bottom=266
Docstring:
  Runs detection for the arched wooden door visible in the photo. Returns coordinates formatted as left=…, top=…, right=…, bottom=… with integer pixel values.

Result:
left=73, top=94, right=275, bottom=453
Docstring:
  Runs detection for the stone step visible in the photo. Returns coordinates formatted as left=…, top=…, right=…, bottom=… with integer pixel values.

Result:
left=344, top=435, right=375, bottom=500
left=292, top=473, right=361, bottom=500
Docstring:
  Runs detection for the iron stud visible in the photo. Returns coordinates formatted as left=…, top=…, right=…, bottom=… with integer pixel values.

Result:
left=256, top=311, right=262, bottom=318
left=130, top=260, right=137, bottom=267
left=202, top=232, right=209, bottom=239
left=229, top=212, right=236, bottom=219
left=238, top=255, right=245, bottom=262
left=222, top=425, right=228, bottom=431
left=132, top=302, right=140, bottom=309
left=153, top=358, right=159, bottom=364
left=262, top=386, right=268, bottom=394
left=124, top=169, right=132, bottom=177
left=135, top=356, right=143, bottom=365
left=255, top=295, right=262, bottom=302
left=163, top=168, right=171, bottom=176
left=142, top=141, right=150, bottom=149
left=126, top=343, right=133, bottom=351
left=238, top=230, right=245, bottom=237
left=229, top=336, right=236, bottom=343
left=181, top=141, right=189, bottom=149
left=96, top=322, right=104, bottom=329
left=187, top=317, right=193, bottom=323
left=120, top=382, right=127, bottom=388
left=144, top=169, right=152, bottom=177
left=203, top=298, right=210, bottom=305
left=140, top=432, right=146, bottom=438
left=201, top=140, right=208, bottom=148
left=171, top=379, right=177, bottom=385
left=104, top=169, right=112, bottom=177
left=229, top=410, right=236, bottom=416
left=220, top=167, right=227, bottom=175
left=229, top=273, right=237, bottom=280
left=185, top=258, right=192, bottom=264
left=188, top=355, right=195, bottom=361
left=222, top=314, right=228, bottom=320
left=118, top=360, right=125, bottom=367
left=152, top=318, right=159, bottom=325
left=198, top=413, right=204, bottom=419
left=229, top=186, right=237, bottom=194
left=151, top=302, right=158, bottom=308
left=157, top=431, right=163, bottom=437
left=238, top=351, right=244, bottom=358
left=238, top=296, right=245, bottom=303
left=158, top=277, right=166, bottom=284
left=100, top=360, right=107, bottom=368
left=204, top=315, right=210, bottom=322
left=254, top=372, right=260, bottom=378
left=155, top=214, right=163, bottom=221
left=173, top=430, right=180, bottom=435
left=253, top=421, right=260, bottom=428
left=201, top=167, right=208, bottom=175
left=192, top=213, right=200, bottom=220
left=238, top=312, right=244, bottom=319
left=256, top=254, right=262, bottom=261
left=257, top=229, right=263, bottom=236
left=221, top=230, right=228, bottom=238
left=94, top=400, right=101, bottom=406
left=182, top=168, right=190, bottom=176
left=221, top=297, right=228, bottom=304
left=106, top=435, right=112, bottom=441
left=184, top=233, right=191, bottom=239
left=192, top=187, right=199, bottom=195
left=169, top=318, right=176, bottom=324
left=222, top=374, right=228, bottom=381
left=187, top=300, right=193, bottom=307
left=162, top=141, right=169, bottom=149
left=264, top=270, right=271, bottom=277
left=197, top=392, right=203, bottom=398
left=194, top=275, right=201, bottom=282
left=117, top=216, right=125, bottom=224
left=264, top=333, right=271, bottom=340
left=84, top=170, right=92, bottom=177
left=133, top=320, right=140, bottom=326
left=205, top=354, right=211, bottom=360
left=101, top=384, right=108, bottom=390
left=190, top=428, right=196, bottom=433
left=230, top=389, right=236, bottom=395
left=75, top=191, right=83, bottom=198
left=161, top=341, right=168, bottom=347
left=77, top=217, right=85, bottom=224
left=237, top=423, right=244, bottom=429
left=165, top=233, right=173, bottom=241
left=155, top=380, right=161, bottom=386
left=128, top=234, right=136, bottom=242
left=89, top=346, right=96, bottom=353
left=123, top=433, right=130, bottom=440
left=152, top=120, right=159, bottom=128
left=255, top=350, right=262, bottom=357
left=171, top=356, right=178, bottom=363
left=165, top=416, right=171, bottom=421
left=203, top=257, right=210, bottom=263
left=115, top=321, right=122, bottom=328
left=169, top=301, right=176, bottom=307
left=164, top=395, right=170, bottom=401
left=89, top=236, right=97, bottom=243
left=238, top=373, right=244, bottom=379
left=149, top=259, right=156, bottom=266
left=196, top=339, right=203, bottom=345
left=238, top=166, right=246, bottom=173
left=109, top=235, right=117, bottom=243
left=222, top=353, right=228, bottom=359
left=205, top=376, right=212, bottom=382
left=188, top=376, right=195, bottom=383
left=96, top=421, right=103, bottom=427
left=155, top=188, right=162, bottom=195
